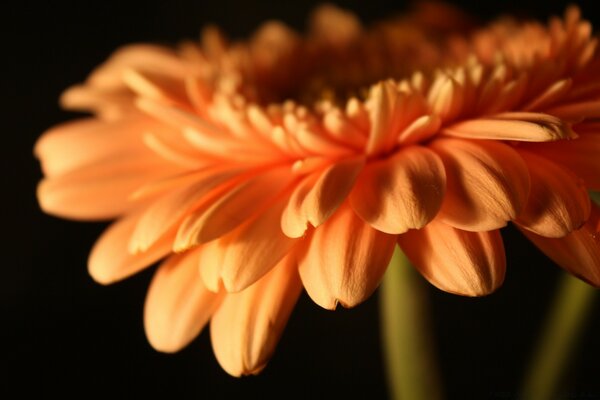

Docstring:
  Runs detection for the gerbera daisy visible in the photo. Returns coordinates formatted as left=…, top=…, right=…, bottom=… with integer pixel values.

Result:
left=35, top=3, right=600, bottom=376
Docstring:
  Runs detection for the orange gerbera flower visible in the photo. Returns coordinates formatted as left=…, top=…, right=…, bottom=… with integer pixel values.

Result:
left=35, top=4, right=600, bottom=376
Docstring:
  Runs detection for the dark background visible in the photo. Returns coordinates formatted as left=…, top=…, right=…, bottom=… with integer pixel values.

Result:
left=6, top=0, right=600, bottom=398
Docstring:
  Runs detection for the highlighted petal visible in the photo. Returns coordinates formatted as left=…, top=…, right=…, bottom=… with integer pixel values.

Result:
left=432, top=138, right=530, bottom=231
left=210, top=255, right=302, bottom=377
left=516, top=151, right=590, bottom=238
left=144, top=251, right=222, bottom=353
left=281, top=173, right=319, bottom=238
left=397, top=219, right=506, bottom=296
left=443, top=112, right=574, bottom=142
left=520, top=206, right=600, bottom=287
left=350, top=146, right=446, bottom=234
left=298, top=204, right=396, bottom=309
left=88, top=212, right=173, bottom=284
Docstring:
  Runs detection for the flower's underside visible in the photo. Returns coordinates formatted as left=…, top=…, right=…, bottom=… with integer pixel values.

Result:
left=36, top=4, right=600, bottom=376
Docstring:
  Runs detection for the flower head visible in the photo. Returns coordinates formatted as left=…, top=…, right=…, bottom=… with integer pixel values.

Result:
left=36, top=4, right=600, bottom=376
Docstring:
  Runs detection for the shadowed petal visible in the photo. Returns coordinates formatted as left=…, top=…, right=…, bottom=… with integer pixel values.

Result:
left=144, top=250, right=223, bottom=352
left=298, top=204, right=396, bottom=309
left=516, top=151, right=590, bottom=238
left=519, top=205, right=600, bottom=286
left=432, top=138, right=530, bottom=231
left=210, top=255, right=302, bottom=376
left=397, top=219, right=506, bottom=296
left=350, top=146, right=446, bottom=234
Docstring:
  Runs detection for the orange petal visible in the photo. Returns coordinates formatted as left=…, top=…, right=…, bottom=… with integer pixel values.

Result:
left=442, top=112, right=574, bottom=142
left=88, top=212, right=173, bottom=284
left=522, top=132, right=600, bottom=190
left=174, top=167, right=293, bottom=249
left=144, top=250, right=222, bottom=352
left=303, top=156, right=365, bottom=229
left=431, top=138, right=530, bottom=231
left=34, top=117, right=150, bottom=177
left=198, top=240, right=227, bottom=293
left=298, top=204, right=396, bottom=309
left=397, top=219, right=506, bottom=296
left=515, top=151, right=590, bottom=238
left=210, top=255, right=302, bottom=377
left=397, top=114, right=441, bottom=145
left=519, top=206, right=600, bottom=286
left=216, top=195, right=298, bottom=292
left=350, top=146, right=446, bottom=234
left=37, top=155, right=178, bottom=220
left=128, top=169, right=241, bottom=253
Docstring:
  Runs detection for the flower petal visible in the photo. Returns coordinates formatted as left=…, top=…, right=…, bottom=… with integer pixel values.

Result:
left=442, top=112, right=574, bottom=142
left=431, top=138, right=530, bottom=231
left=88, top=212, right=173, bottom=284
left=210, top=254, right=302, bottom=377
left=519, top=206, right=600, bottom=286
left=34, top=117, right=151, bottom=177
left=515, top=151, right=590, bottom=238
left=397, top=219, right=506, bottom=296
left=298, top=204, right=396, bottom=309
left=350, top=146, right=446, bottom=234
left=37, top=154, right=178, bottom=220
left=280, top=172, right=319, bottom=238
left=144, top=250, right=222, bottom=353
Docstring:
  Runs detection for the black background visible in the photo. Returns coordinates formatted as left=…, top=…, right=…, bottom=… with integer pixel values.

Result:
left=6, top=0, right=600, bottom=398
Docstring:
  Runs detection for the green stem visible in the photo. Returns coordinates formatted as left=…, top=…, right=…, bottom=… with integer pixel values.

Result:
left=379, top=246, right=443, bottom=400
left=521, top=273, right=596, bottom=400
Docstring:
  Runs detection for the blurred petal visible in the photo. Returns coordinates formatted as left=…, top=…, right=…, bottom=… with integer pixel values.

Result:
left=144, top=250, right=222, bottom=352
left=516, top=151, right=590, bottom=238
left=397, top=219, right=506, bottom=296
left=210, top=255, right=302, bottom=376
left=432, top=138, right=530, bottom=231
left=37, top=155, right=177, bottom=220
left=34, top=117, right=151, bottom=177
left=299, top=204, right=396, bottom=309
left=350, top=146, right=445, bottom=234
